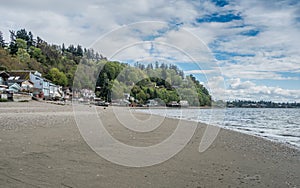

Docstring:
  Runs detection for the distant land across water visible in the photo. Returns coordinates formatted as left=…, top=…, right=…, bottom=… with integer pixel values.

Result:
left=222, top=100, right=300, bottom=108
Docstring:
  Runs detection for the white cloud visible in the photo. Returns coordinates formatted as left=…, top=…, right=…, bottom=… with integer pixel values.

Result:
left=0, top=0, right=203, bottom=46
left=207, top=0, right=300, bottom=75
left=206, top=77, right=300, bottom=102
left=184, top=69, right=218, bottom=75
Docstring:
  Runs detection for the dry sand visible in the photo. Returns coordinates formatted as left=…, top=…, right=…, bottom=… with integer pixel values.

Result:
left=0, top=101, right=299, bottom=187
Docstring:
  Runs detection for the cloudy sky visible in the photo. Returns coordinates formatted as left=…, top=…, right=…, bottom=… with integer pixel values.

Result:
left=1, top=0, right=300, bottom=102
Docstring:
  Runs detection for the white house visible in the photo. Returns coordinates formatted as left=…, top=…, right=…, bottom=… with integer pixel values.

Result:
left=49, top=83, right=63, bottom=100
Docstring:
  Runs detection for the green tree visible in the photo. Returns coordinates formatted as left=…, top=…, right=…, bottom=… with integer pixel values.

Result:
left=111, top=80, right=125, bottom=99
left=16, top=39, right=30, bottom=62
left=48, top=68, right=68, bottom=86
left=16, top=38, right=27, bottom=49
left=136, top=89, right=147, bottom=103
left=28, top=46, right=46, bottom=63
left=161, top=69, right=167, bottom=80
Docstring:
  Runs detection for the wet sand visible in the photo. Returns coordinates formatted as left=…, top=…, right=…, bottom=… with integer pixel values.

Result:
left=0, top=101, right=299, bottom=187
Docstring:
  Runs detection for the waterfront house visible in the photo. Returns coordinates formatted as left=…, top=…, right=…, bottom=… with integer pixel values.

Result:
left=7, top=75, right=34, bottom=92
left=0, top=71, right=10, bottom=100
left=20, top=80, right=34, bottom=92
left=49, top=83, right=63, bottom=100
left=166, top=101, right=180, bottom=107
left=8, top=83, right=21, bottom=93
left=179, top=100, right=189, bottom=108
left=28, top=71, right=50, bottom=99
left=123, top=93, right=130, bottom=100
left=146, top=99, right=159, bottom=107
left=42, top=78, right=50, bottom=99
left=9, top=70, right=52, bottom=99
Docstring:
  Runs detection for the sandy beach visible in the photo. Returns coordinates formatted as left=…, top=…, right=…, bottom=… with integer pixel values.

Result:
left=0, top=101, right=299, bottom=187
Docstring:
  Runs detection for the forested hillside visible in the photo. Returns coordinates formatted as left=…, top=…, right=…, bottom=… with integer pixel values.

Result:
left=72, top=58, right=212, bottom=106
left=0, top=29, right=211, bottom=106
left=0, top=29, right=104, bottom=86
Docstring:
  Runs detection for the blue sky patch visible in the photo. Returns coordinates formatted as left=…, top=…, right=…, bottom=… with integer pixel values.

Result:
left=277, top=72, right=300, bottom=79
left=213, top=51, right=255, bottom=61
left=240, top=29, right=260, bottom=36
left=254, top=79, right=300, bottom=90
left=211, top=0, right=229, bottom=7
left=196, top=13, right=242, bottom=23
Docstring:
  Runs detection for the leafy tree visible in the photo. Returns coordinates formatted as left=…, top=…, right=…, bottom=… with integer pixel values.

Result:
left=136, top=89, right=147, bottom=103
left=28, top=46, right=46, bottom=63
left=16, top=48, right=30, bottom=63
left=16, top=39, right=30, bottom=62
left=48, top=68, right=68, bottom=86
left=16, top=38, right=27, bottom=49
left=161, top=69, right=167, bottom=80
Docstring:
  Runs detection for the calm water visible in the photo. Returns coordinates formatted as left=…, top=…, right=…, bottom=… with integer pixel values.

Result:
left=137, top=108, right=300, bottom=149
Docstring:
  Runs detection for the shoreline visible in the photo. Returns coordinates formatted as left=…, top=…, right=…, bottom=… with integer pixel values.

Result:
left=136, top=112, right=300, bottom=152
left=134, top=107, right=300, bottom=151
left=0, top=101, right=299, bottom=187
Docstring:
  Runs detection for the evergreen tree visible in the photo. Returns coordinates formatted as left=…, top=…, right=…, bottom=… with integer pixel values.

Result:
left=62, top=43, right=65, bottom=52
left=76, top=44, right=83, bottom=56
left=95, top=52, right=100, bottom=61
left=27, top=31, right=34, bottom=47
left=16, top=29, right=29, bottom=41
left=155, top=61, right=159, bottom=69
left=0, top=31, right=6, bottom=48
left=9, top=30, right=18, bottom=55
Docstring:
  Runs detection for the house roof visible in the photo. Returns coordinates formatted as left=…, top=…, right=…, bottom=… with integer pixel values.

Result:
left=9, top=70, right=43, bottom=78
left=9, top=83, right=21, bottom=90
left=23, top=80, right=34, bottom=84
left=8, top=71, right=31, bottom=80
left=8, top=79, right=34, bottom=85
left=0, top=71, right=10, bottom=78
left=0, top=85, right=8, bottom=88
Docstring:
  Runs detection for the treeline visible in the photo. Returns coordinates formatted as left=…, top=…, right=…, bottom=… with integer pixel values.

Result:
left=227, top=100, right=300, bottom=108
left=94, top=61, right=211, bottom=106
left=0, top=29, right=105, bottom=86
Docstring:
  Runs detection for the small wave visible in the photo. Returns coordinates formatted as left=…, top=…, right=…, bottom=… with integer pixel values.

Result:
left=287, top=120, right=300, bottom=125
left=224, top=123, right=241, bottom=127
left=237, top=128, right=252, bottom=132
left=278, top=134, right=299, bottom=138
